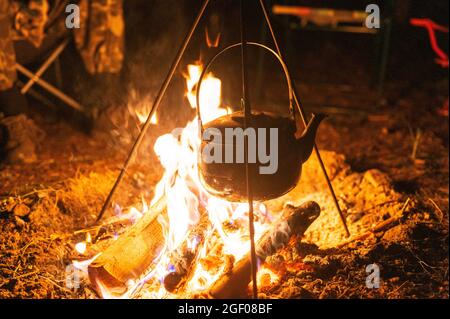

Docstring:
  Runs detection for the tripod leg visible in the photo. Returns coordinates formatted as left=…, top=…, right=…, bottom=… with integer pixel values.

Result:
left=258, top=0, right=350, bottom=237
left=96, top=0, right=211, bottom=223
left=239, top=0, right=258, bottom=299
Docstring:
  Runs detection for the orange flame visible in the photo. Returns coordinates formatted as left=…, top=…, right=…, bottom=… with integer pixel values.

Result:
left=127, top=89, right=158, bottom=125
left=205, top=29, right=221, bottom=48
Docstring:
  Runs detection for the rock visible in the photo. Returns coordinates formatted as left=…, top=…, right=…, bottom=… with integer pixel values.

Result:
left=13, top=204, right=30, bottom=217
left=382, top=224, right=410, bottom=243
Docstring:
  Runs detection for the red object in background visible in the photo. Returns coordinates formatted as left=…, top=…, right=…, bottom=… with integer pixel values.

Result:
left=410, top=18, right=449, bottom=67
left=410, top=18, right=449, bottom=116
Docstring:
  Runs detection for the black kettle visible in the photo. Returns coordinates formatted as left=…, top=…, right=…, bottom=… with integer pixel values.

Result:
left=196, top=42, right=326, bottom=202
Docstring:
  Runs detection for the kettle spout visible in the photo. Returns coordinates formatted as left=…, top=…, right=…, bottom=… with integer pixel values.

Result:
left=297, top=113, right=327, bottom=163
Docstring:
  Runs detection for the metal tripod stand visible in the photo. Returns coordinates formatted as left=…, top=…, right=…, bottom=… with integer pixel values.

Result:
left=96, top=0, right=350, bottom=299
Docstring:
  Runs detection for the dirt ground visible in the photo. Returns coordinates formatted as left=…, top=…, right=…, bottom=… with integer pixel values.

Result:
left=0, top=77, right=448, bottom=298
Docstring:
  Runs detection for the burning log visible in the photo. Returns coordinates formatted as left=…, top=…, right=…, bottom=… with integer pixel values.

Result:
left=209, top=201, right=320, bottom=299
left=88, top=196, right=167, bottom=295
left=163, top=211, right=210, bottom=293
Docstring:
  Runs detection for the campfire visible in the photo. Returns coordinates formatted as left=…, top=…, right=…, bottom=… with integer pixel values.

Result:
left=71, top=63, right=322, bottom=299
left=69, top=56, right=418, bottom=299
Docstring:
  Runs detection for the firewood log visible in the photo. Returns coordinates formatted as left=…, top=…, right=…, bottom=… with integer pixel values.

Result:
left=88, top=196, right=167, bottom=295
left=209, top=201, right=320, bottom=299
left=163, top=211, right=210, bottom=293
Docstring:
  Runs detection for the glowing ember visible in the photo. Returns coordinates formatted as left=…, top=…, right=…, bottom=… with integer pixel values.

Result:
left=75, top=242, right=87, bottom=254
left=257, top=266, right=280, bottom=287
left=75, top=233, right=92, bottom=255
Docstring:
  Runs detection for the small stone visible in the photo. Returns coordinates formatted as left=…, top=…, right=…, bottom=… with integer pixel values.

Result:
left=14, top=215, right=26, bottom=228
left=13, top=204, right=30, bottom=217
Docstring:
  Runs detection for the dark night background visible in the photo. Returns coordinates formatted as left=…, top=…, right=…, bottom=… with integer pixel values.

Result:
left=52, top=0, right=449, bottom=129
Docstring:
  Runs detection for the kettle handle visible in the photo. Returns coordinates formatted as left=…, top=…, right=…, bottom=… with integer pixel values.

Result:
left=196, top=42, right=295, bottom=134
